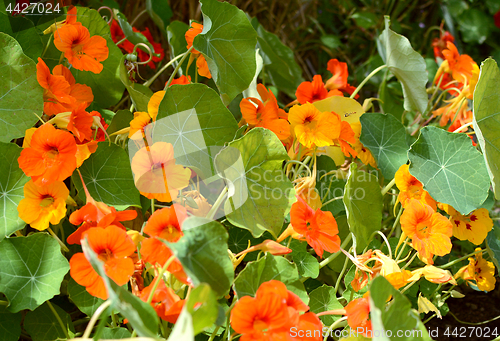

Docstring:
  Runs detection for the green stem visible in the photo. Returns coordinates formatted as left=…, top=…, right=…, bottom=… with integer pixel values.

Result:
left=381, top=177, right=396, bottom=196
left=41, top=34, right=53, bottom=59
left=164, top=46, right=194, bottom=90
left=323, top=317, right=348, bottom=341
left=319, top=234, right=352, bottom=269
left=47, top=301, right=70, bottom=339
left=206, top=187, right=228, bottom=220
left=143, top=53, right=186, bottom=88
left=350, top=64, right=388, bottom=99
left=115, top=37, right=127, bottom=46
left=387, top=205, right=403, bottom=238
left=401, top=252, right=417, bottom=270
left=147, top=256, right=176, bottom=305
left=321, top=196, right=344, bottom=207
left=439, top=249, right=484, bottom=269
left=448, top=311, right=500, bottom=326
left=0, top=300, right=8, bottom=306
left=208, top=326, right=221, bottom=341
left=82, top=300, right=112, bottom=339
left=333, top=253, right=350, bottom=295
left=47, top=227, right=69, bottom=252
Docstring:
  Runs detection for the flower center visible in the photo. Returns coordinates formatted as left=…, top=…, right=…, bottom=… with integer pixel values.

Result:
left=98, top=249, right=113, bottom=262
left=46, top=148, right=59, bottom=159
left=40, top=195, right=54, bottom=208
left=252, top=318, right=268, bottom=332
left=416, top=221, right=431, bottom=236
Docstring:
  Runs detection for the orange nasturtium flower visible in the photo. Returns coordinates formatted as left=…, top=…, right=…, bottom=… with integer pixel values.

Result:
left=290, top=195, right=341, bottom=257
left=240, top=84, right=290, bottom=140
left=185, top=22, right=212, bottom=79
left=70, top=225, right=136, bottom=299
left=131, top=142, right=191, bottom=203
left=344, top=293, right=372, bottom=337
left=350, top=122, right=376, bottom=168
left=409, top=265, right=456, bottom=285
left=325, top=58, right=357, bottom=97
left=400, top=199, right=453, bottom=264
left=140, top=278, right=185, bottom=323
left=66, top=176, right=137, bottom=245
left=455, top=248, right=496, bottom=292
left=17, top=180, right=68, bottom=231
left=168, top=75, right=192, bottom=86
left=140, top=205, right=190, bottom=284
left=231, top=280, right=322, bottom=341
left=53, top=7, right=109, bottom=73
left=395, top=164, right=436, bottom=210
left=440, top=204, right=493, bottom=245
left=36, top=58, right=93, bottom=116
left=18, top=124, right=77, bottom=186
left=295, top=75, right=341, bottom=104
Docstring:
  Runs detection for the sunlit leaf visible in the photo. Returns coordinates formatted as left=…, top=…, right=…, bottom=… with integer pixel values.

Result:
left=292, top=252, right=319, bottom=279
left=186, top=284, right=218, bottom=335
left=99, top=327, right=132, bottom=339
left=234, top=253, right=308, bottom=304
left=23, top=302, right=74, bottom=341
left=215, top=128, right=295, bottom=238
left=194, top=0, right=257, bottom=105
left=72, top=142, right=141, bottom=209
left=486, top=223, right=500, bottom=272
left=0, top=234, right=69, bottom=312
left=309, top=285, right=343, bottom=325
left=166, top=218, right=234, bottom=297
left=408, top=126, right=489, bottom=215
left=473, top=58, right=500, bottom=200
left=379, top=16, right=428, bottom=113
left=360, top=113, right=408, bottom=179
left=0, top=142, right=29, bottom=241
left=343, top=163, right=383, bottom=251
left=0, top=33, right=42, bottom=143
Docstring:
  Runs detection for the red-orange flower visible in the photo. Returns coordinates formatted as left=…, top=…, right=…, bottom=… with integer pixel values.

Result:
left=54, top=8, right=109, bottom=73
left=325, top=59, right=357, bottom=98
left=67, top=175, right=137, bottom=245
left=432, top=30, right=454, bottom=61
left=290, top=195, right=341, bottom=257
left=395, top=164, right=436, bottom=210
left=400, top=199, right=453, bottom=264
left=140, top=205, right=190, bottom=284
left=345, top=294, right=372, bottom=337
left=185, top=22, right=212, bottom=79
left=18, top=124, right=77, bottom=186
left=135, top=27, right=165, bottom=69
left=295, top=75, right=341, bottom=104
left=168, top=75, right=192, bottom=86
left=231, top=280, right=320, bottom=341
left=69, top=225, right=136, bottom=299
left=288, top=103, right=337, bottom=149
left=131, top=142, right=191, bottom=202
left=140, top=278, right=185, bottom=323
left=240, top=84, right=290, bottom=140
left=17, top=180, right=68, bottom=231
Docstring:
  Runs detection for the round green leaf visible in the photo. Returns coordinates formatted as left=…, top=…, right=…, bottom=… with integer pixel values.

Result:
left=292, top=252, right=319, bottom=279
left=72, top=142, right=141, bottom=209
left=473, top=58, right=500, bottom=200
left=233, top=253, right=308, bottom=304
left=408, top=126, right=490, bottom=215
left=343, top=163, right=383, bottom=251
left=193, top=0, right=257, bottom=105
left=379, top=17, right=428, bottom=113
left=0, top=33, right=42, bottom=143
left=309, top=285, right=343, bottom=325
left=98, top=327, right=132, bottom=339
left=360, top=113, right=409, bottom=179
left=486, top=223, right=500, bottom=272
left=215, top=128, right=295, bottom=238
left=186, top=284, right=218, bottom=335
left=0, top=233, right=70, bottom=313
left=0, top=305, right=22, bottom=341
left=24, top=302, right=74, bottom=341
left=316, top=155, right=346, bottom=216
left=71, top=7, right=125, bottom=108
left=166, top=218, right=234, bottom=298
left=0, top=142, right=29, bottom=240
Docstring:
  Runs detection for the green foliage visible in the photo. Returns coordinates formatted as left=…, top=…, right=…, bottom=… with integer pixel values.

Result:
left=292, top=252, right=319, bottom=279
left=0, top=142, right=29, bottom=240
left=486, top=223, right=500, bottom=272
left=215, top=128, right=295, bottom=238
left=99, top=327, right=132, bottom=339
left=194, top=0, right=257, bottom=105
left=316, top=155, right=346, bottom=216
left=370, top=276, right=432, bottom=340
left=0, top=234, right=69, bottom=313
left=146, top=0, right=173, bottom=31
left=72, top=142, right=141, bottom=209
left=0, top=33, right=42, bottom=143
left=186, top=284, right=218, bottom=335
left=119, top=54, right=153, bottom=112
left=378, top=17, right=428, bottom=114
left=343, top=163, right=383, bottom=251
left=234, top=253, right=308, bottom=304
left=167, top=218, right=234, bottom=297
left=308, top=285, right=343, bottom=325
left=67, top=278, right=106, bottom=317
left=473, top=58, right=500, bottom=200
left=115, top=12, right=157, bottom=55
left=408, top=126, right=490, bottom=215
left=251, top=17, right=304, bottom=97
left=360, top=113, right=409, bottom=179
left=0, top=306, right=22, bottom=341
left=23, top=302, right=74, bottom=341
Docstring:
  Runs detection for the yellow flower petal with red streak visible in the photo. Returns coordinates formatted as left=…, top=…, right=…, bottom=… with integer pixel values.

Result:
left=148, top=91, right=165, bottom=121
left=466, top=248, right=496, bottom=292
left=447, top=207, right=493, bottom=245
left=17, top=180, right=69, bottom=231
